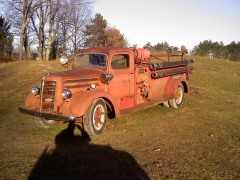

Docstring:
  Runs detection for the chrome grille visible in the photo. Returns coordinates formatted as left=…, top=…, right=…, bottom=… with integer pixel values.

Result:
left=40, top=81, right=56, bottom=112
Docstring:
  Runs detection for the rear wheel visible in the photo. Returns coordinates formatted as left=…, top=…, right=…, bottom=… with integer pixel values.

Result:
left=169, top=83, right=184, bottom=108
left=34, top=117, right=58, bottom=128
left=83, top=98, right=107, bottom=136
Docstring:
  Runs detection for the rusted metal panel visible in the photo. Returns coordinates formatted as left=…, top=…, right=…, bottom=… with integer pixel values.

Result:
left=120, top=96, right=135, bottom=109
left=149, top=76, right=170, bottom=99
left=25, top=93, right=40, bottom=110
left=69, top=89, right=120, bottom=117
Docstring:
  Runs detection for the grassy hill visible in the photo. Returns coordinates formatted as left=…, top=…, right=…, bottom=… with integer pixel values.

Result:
left=0, top=57, right=239, bottom=179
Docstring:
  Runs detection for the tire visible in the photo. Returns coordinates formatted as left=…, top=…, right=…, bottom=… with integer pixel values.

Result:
left=169, top=83, right=184, bottom=108
left=34, top=117, right=58, bottom=128
left=162, top=101, right=170, bottom=108
left=83, top=98, right=107, bottom=136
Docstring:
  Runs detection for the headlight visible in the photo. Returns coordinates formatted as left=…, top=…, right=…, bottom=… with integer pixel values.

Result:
left=32, top=85, right=40, bottom=95
left=60, top=56, right=68, bottom=65
left=61, top=88, right=72, bottom=99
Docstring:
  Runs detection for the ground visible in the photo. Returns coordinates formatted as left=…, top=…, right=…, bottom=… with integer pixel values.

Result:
left=0, top=57, right=240, bottom=179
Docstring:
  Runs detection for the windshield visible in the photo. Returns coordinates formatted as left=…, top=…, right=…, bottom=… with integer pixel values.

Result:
left=74, top=53, right=107, bottom=68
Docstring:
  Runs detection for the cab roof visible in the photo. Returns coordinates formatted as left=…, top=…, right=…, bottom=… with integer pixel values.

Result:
left=76, top=47, right=134, bottom=56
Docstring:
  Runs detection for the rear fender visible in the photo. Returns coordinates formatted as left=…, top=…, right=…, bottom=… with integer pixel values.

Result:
left=164, top=76, right=189, bottom=98
left=69, top=89, right=120, bottom=117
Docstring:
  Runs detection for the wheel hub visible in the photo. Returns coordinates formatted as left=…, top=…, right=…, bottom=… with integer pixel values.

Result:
left=94, top=106, right=104, bottom=128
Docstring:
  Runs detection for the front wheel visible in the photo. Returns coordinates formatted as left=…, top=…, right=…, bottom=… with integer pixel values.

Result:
left=34, top=117, right=58, bottom=128
left=162, top=101, right=170, bottom=108
left=83, top=98, right=107, bottom=136
left=169, top=83, right=184, bottom=108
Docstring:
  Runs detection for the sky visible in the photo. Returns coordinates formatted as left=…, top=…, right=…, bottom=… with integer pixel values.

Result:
left=94, top=0, right=240, bottom=50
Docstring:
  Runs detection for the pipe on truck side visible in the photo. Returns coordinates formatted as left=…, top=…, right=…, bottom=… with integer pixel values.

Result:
left=150, top=59, right=195, bottom=70
left=151, top=66, right=194, bottom=79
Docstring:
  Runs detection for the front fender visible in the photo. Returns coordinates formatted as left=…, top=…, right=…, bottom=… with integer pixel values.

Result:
left=24, top=93, right=40, bottom=110
left=68, top=89, right=120, bottom=117
left=164, top=76, right=189, bottom=98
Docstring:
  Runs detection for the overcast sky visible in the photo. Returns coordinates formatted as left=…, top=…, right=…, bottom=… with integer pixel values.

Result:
left=94, top=0, right=240, bottom=50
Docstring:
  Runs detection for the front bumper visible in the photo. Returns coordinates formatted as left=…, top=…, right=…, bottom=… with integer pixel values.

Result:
left=18, top=106, right=76, bottom=122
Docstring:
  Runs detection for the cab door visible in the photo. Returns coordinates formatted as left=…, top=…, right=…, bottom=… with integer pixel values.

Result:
left=108, top=53, right=135, bottom=109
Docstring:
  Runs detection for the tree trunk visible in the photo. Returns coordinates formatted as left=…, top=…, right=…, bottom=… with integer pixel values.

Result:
left=37, top=41, right=42, bottom=60
left=19, top=26, right=25, bottom=60
left=45, top=35, right=53, bottom=61
left=23, top=28, right=29, bottom=60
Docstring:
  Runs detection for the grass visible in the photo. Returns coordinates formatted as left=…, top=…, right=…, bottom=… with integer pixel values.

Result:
left=0, top=56, right=240, bottom=179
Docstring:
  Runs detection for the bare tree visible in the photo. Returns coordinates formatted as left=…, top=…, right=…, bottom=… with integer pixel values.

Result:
left=44, top=0, right=63, bottom=61
left=50, top=0, right=93, bottom=59
left=1, top=0, right=95, bottom=60
left=3, top=0, right=47, bottom=60
left=67, top=0, right=92, bottom=55
left=57, top=0, right=73, bottom=56
left=30, top=4, right=49, bottom=60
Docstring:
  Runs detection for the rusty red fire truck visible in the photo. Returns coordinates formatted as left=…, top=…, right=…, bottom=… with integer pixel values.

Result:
left=19, top=45, right=195, bottom=136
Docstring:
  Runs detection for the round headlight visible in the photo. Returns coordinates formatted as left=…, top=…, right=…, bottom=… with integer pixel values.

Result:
left=61, top=88, right=72, bottom=99
left=32, top=85, right=40, bottom=95
left=60, top=56, right=68, bottom=65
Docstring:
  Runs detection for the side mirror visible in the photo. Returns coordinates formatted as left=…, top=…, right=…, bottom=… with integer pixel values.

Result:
left=60, top=56, right=70, bottom=71
left=60, top=56, right=69, bottom=65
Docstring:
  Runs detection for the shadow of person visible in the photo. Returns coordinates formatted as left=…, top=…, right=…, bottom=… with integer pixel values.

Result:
left=28, top=122, right=150, bottom=180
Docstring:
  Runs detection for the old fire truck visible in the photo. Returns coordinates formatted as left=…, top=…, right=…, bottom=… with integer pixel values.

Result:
left=19, top=45, right=195, bottom=136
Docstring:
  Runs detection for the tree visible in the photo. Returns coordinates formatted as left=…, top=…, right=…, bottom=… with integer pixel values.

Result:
left=46, top=0, right=94, bottom=60
left=59, top=0, right=92, bottom=56
left=31, top=3, right=49, bottom=60
left=191, top=40, right=240, bottom=61
left=83, top=13, right=107, bottom=48
left=3, top=0, right=47, bottom=60
left=44, top=0, right=63, bottom=61
left=0, top=15, right=13, bottom=58
left=49, top=38, right=58, bottom=60
left=143, top=42, right=152, bottom=50
left=152, top=42, right=169, bottom=52
left=104, top=27, right=126, bottom=47
left=1, top=0, right=96, bottom=60
left=227, top=41, right=240, bottom=61
left=192, top=40, right=213, bottom=57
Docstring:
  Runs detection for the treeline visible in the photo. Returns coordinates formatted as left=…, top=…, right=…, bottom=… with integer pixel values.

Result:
left=192, top=40, right=240, bottom=61
left=0, top=0, right=239, bottom=62
left=0, top=0, right=126, bottom=61
left=143, top=40, right=240, bottom=62
left=143, top=42, right=180, bottom=52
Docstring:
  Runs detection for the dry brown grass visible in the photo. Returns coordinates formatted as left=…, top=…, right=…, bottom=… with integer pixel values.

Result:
left=0, top=57, right=240, bottom=179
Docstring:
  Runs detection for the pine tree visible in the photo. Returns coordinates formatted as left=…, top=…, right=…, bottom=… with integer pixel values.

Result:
left=0, top=15, right=13, bottom=59
left=83, top=13, right=107, bottom=48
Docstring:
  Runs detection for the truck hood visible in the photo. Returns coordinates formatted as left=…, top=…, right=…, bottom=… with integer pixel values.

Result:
left=42, top=67, right=105, bottom=93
